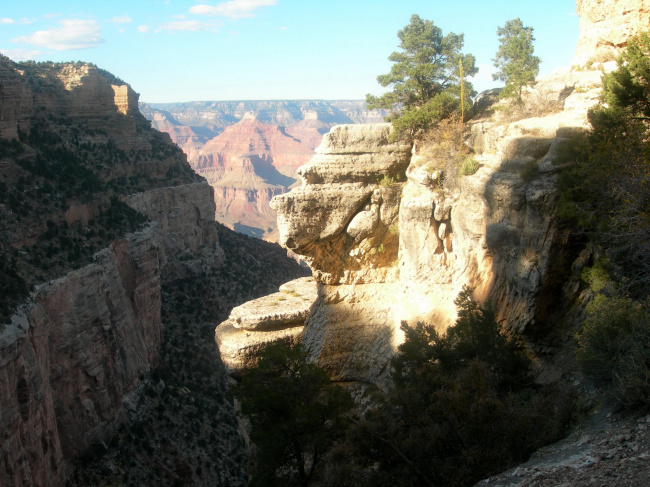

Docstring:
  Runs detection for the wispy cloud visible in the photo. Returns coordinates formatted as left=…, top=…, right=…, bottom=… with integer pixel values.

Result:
left=137, top=25, right=151, bottom=33
left=190, top=0, right=277, bottom=19
left=109, top=15, right=132, bottom=24
left=0, top=48, right=43, bottom=61
left=157, top=20, right=217, bottom=32
left=1, top=18, right=14, bottom=24
left=12, top=19, right=103, bottom=51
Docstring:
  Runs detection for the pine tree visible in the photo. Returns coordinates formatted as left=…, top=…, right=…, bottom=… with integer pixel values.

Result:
left=366, top=14, right=477, bottom=138
left=492, top=18, right=540, bottom=101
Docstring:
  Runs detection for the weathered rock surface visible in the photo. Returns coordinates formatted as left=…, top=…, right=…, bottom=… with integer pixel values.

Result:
left=126, top=182, right=224, bottom=281
left=574, top=0, right=650, bottom=65
left=0, top=225, right=163, bottom=487
left=265, top=67, right=607, bottom=386
left=475, top=410, right=650, bottom=486
left=215, top=277, right=318, bottom=375
left=0, top=58, right=224, bottom=487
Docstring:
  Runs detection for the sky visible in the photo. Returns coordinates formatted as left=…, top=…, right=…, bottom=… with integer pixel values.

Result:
left=0, top=0, right=580, bottom=103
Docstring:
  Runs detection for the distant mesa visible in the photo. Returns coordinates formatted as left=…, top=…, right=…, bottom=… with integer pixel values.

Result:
left=141, top=100, right=385, bottom=240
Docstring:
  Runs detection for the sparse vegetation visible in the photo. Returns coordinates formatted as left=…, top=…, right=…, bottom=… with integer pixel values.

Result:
left=459, top=156, right=479, bottom=176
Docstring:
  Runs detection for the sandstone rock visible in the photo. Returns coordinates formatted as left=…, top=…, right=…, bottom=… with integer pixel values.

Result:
left=574, top=0, right=650, bottom=66
left=266, top=66, right=601, bottom=384
left=125, top=182, right=224, bottom=281
left=215, top=277, right=318, bottom=375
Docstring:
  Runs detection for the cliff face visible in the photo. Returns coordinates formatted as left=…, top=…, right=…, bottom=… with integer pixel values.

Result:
left=1, top=227, right=163, bottom=486
left=574, top=0, right=650, bottom=65
left=252, top=66, right=604, bottom=387
left=0, top=58, right=223, bottom=486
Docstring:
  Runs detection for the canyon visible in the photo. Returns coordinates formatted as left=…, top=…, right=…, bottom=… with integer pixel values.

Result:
left=1, top=0, right=650, bottom=485
left=0, top=58, right=309, bottom=486
left=215, top=0, right=650, bottom=403
left=142, top=100, right=384, bottom=240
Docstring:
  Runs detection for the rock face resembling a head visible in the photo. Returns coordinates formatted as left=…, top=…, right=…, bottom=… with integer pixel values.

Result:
left=271, top=123, right=412, bottom=286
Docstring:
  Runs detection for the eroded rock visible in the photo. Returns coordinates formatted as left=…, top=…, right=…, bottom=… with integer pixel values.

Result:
left=215, top=277, right=318, bottom=376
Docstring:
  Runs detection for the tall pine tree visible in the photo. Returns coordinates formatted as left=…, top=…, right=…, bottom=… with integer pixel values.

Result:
left=492, top=18, right=540, bottom=101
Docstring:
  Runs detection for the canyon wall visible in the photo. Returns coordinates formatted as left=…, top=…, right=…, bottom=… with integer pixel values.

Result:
left=1, top=226, right=163, bottom=486
left=0, top=59, right=223, bottom=486
left=217, top=66, right=607, bottom=387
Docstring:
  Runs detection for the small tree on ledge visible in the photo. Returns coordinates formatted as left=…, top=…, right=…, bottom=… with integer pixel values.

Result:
left=366, top=14, right=477, bottom=139
left=492, top=18, right=540, bottom=101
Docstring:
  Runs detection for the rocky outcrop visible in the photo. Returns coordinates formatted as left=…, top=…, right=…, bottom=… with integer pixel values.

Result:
left=216, top=277, right=318, bottom=375
left=0, top=225, right=163, bottom=487
left=125, top=182, right=224, bottom=281
left=143, top=101, right=385, bottom=240
left=262, top=67, right=606, bottom=387
left=574, top=0, right=650, bottom=65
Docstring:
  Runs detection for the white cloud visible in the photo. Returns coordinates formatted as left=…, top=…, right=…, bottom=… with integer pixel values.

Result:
left=137, top=25, right=151, bottom=33
left=189, top=0, right=277, bottom=19
left=109, top=15, right=132, bottom=24
left=1, top=18, right=14, bottom=24
left=157, top=20, right=217, bottom=32
left=0, top=48, right=43, bottom=61
left=12, top=19, right=103, bottom=51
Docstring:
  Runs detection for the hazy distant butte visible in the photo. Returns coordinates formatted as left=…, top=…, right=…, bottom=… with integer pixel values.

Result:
left=141, top=100, right=384, bottom=239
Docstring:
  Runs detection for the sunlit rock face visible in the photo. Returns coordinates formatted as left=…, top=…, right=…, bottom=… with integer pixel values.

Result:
left=143, top=101, right=386, bottom=240
left=270, top=68, right=605, bottom=387
left=574, top=0, right=650, bottom=65
left=215, top=277, right=318, bottom=376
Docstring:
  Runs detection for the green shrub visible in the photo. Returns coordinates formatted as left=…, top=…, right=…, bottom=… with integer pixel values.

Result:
left=345, top=287, right=577, bottom=487
left=576, top=294, right=650, bottom=409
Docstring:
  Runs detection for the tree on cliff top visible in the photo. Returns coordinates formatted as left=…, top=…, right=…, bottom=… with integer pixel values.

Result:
left=366, top=14, right=477, bottom=138
left=492, top=18, right=540, bottom=101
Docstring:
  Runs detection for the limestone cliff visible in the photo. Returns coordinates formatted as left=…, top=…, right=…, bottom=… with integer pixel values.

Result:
left=216, top=66, right=606, bottom=388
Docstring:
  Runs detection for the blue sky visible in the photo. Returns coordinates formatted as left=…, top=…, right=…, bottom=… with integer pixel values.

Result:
left=0, top=0, right=580, bottom=103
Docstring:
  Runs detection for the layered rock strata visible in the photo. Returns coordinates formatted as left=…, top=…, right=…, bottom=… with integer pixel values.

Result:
left=263, top=68, right=606, bottom=387
left=216, top=276, right=318, bottom=376
left=143, top=101, right=385, bottom=240
left=0, top=58, right=224, bottom=487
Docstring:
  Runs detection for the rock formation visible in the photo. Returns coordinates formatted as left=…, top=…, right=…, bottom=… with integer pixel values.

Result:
left=1, top=226, right=163, bottom=486
left=142, top=101, right=385, bottom=240
left=214, top=66, right=609, bottom=388
left=574, top=0, right=650, bottom=65
left=216, top=276, right=318, bottom=375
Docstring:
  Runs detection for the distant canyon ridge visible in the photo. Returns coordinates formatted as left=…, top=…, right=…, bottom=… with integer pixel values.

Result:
left=141, top=101, right=385, bottom=240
